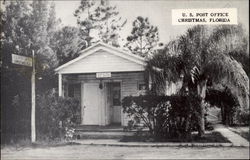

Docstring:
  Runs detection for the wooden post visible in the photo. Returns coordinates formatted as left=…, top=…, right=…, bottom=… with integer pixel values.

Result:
left=31, top=50, right=36, bottom=143
left=58, top=73, right=62, bottom=97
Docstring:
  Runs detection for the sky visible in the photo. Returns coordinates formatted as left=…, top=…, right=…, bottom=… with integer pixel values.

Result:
left=55, top=0, right=249, bottom=44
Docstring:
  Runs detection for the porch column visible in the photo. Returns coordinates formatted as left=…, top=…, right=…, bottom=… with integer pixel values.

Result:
left=58, top=73, right=63, bottom=97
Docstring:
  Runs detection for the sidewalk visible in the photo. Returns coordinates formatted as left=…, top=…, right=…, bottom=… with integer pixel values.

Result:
left=213, top=124, right=249, bottom=147
left=74, top=139, right=233, bottom=147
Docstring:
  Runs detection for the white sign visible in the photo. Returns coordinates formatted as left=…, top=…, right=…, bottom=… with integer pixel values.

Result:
left=172, top=8, right=237, bottom=25
left=96, top=72, right=111, bottom=78
left=12, top=54, right=32, bottom=67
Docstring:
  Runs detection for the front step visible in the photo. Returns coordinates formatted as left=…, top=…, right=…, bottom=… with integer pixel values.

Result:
left=74, top=125, right=149, bottom=139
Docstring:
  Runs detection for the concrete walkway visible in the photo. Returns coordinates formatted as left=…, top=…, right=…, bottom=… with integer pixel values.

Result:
left=213, top=124, right=249, bottom=147
left=73, top=139, right=233, bottom=147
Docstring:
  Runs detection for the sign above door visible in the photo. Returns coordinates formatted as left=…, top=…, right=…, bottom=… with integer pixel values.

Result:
left=96, top=72, right=111, bottom=78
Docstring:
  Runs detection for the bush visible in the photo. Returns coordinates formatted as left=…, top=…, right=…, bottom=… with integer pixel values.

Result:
left=122, top=94, right=201, bottom=140
left=205, top=88, right=240, bottom=125
left=36, top=89, right=81, bottom=140
left=236, top=110, right=250, bottom=126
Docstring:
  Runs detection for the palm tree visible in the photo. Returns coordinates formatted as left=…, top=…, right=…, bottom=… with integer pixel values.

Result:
left=147, top=25, right=249, bottom=137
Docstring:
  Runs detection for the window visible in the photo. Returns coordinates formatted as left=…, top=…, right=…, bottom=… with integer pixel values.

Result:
left=68, top=84, right=74, bottom=97
left=68, top=83, right=81, bottom=98
left=138, top=83, right=146, bottom=90
left=112, top=83, right=121, bottom=106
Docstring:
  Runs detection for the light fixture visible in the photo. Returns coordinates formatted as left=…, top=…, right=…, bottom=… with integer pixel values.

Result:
left=99, top=79, right=103, bottom=89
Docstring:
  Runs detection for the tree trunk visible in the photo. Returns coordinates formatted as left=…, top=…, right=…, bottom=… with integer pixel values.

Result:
left=198, top=99, right=206, bottom=137
left=185, top=113, right=192, bottom=139
left=224, top=105, right=230, bottom=126
left=197, top=79, right=207, bottom=137
left=221, top=104, right=225, bottom=124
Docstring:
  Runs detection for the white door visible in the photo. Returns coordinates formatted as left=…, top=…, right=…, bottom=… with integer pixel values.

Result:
left=82, top=83, right=100, bottom=125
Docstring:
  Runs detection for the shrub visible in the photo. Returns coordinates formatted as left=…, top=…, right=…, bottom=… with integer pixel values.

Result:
left=205, top=88, right=240, bottom=125
left=36, top=89, right=81, bottom=140
left=236, top=109, right=250, bottom=126
left=122, top=94, right=201, bottom=140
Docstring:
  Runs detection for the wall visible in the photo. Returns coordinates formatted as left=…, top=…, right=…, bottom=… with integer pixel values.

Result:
left=64, top=71, right=146, bottom=126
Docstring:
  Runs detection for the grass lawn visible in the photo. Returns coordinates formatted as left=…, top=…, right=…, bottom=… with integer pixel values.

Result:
left=120, top=131, right=230, bottom=143
left=229, top=126, right=249, bottom=141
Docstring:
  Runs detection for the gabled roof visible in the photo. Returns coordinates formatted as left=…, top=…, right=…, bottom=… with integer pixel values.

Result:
left=55, top=42, right=146, bottom=73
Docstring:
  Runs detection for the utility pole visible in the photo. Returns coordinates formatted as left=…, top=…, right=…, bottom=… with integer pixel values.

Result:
left=31, top=50, right=36, bottom=143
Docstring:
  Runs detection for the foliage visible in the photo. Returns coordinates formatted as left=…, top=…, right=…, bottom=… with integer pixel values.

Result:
left=146, top=48, right=183, bottom=93
left=36, top=90, right=81, bottom=140
left=74, top=0, right=126, bottom=46
left=122, top=94, right=201, bottom=140
left=1, top=1, right=59, bottom=90
left=1, top=1, right=60, bottom=143
left=50, top=26, right=85, bottom=65
left=148, top=25, right=249, bottom=107
left=236, top=109, right=250, bottom=126
left=125, top=16, right=159, bottom=58
left=146, top=25, right=249, bottom=137
left=205, top=88, right=239, bottom=125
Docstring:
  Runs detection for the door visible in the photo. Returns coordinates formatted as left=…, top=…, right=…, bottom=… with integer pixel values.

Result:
left=106, top=82, right=121, bottom=125
left=82, top=83, right=100, bottom=125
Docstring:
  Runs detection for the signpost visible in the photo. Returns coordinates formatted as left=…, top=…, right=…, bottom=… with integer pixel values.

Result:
left=12, top=53, right=36, bottom=143
left=31, top=51, right=36, bottom=143
left=12, top=54, right=32, bottom=67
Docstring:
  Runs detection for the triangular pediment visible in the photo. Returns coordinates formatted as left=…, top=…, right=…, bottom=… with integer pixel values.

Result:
left=55, top=42, right=145, bottom=74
